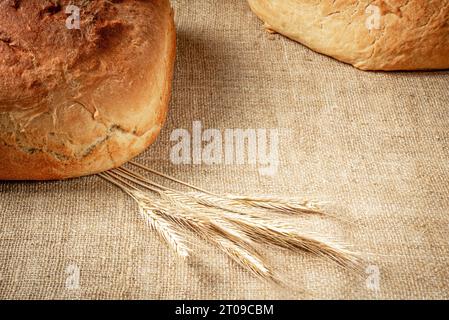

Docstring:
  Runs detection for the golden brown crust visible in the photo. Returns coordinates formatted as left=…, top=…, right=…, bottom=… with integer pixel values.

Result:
left=0, top=0, right=176, bottom=180
left=247, top=0, right=449, bottom=70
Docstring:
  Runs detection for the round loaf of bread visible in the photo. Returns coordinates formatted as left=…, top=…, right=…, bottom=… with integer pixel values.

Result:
left=0, top=0, right=176, bottom=180
left=248, top=0, right=449, bottom=70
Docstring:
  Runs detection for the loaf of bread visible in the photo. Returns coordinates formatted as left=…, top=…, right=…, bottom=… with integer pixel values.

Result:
left=0, top=0, right=176, bottom=180
left=247, top=0, right=449, bottom=70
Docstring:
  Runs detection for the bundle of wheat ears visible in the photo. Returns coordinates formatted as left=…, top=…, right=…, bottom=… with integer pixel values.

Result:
left=99, top=162, right=362, bottom=282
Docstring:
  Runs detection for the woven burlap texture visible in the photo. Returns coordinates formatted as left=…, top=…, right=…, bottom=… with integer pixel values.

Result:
left=1, top=0, right=448, bottom=299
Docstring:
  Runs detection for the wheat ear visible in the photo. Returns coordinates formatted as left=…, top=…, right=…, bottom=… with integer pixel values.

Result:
left=127, top=161, right=352, bottom=223
left=100, top=171, right=275, bottom=280
left=136, top=192, right=275, bottom=281
left=99, top=172, right=190, bottom=258
left=100, top=162, right=363, bottom=281
left=158, top=188, right=361, bottom=271
left=123, top=163, right=360, bottom=265
left=113, top=169, right=360, bottom=271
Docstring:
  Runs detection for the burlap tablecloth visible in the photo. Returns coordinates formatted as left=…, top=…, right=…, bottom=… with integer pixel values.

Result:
left=1, top=0, right=448, bottom=300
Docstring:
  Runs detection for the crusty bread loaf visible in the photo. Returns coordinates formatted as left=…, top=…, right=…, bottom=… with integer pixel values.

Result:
left=248, top=0, right=449, bottom=70
left=0, top=0, right=176, bottom=180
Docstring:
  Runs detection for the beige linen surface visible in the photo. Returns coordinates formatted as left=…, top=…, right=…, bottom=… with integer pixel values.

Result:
left=1, top=0, right=448, bottom=299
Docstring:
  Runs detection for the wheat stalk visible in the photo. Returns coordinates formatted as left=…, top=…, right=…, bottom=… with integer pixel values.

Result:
left=139, top=192, right=275, bottom=281
left=221, top=212, right=361, bottom=271
left=99, top=162, right=362, bottom=281
left=100, top=171, right=275, bottom=280
left=116, top=165, right=323, bottom=217
left=158, top=187, right=360, bottom=270
left=127, top=161, right=354, bottom=224
left=225, top=195, right=324, bottom=215
left=99, top=172, right=190, bottom=258
left=132, top=192, right=190, bottom=258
